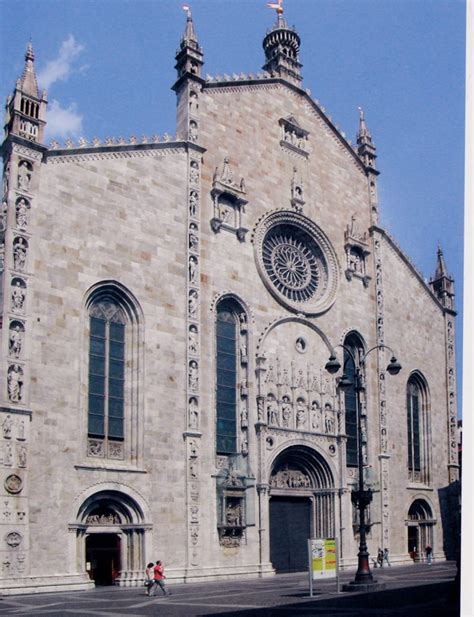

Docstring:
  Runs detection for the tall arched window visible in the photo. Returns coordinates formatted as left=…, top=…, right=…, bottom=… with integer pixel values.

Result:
left=215, top=298, right=247, bottom=455
left=88, top=299, right=126, bottom=441
left=86, top=283, right=142, bottom=461
left=343, top=333, right=365, bottom=467
left=407, top=373, right=430, bottom=483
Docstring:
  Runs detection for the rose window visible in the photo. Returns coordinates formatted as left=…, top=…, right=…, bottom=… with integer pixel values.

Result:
left=254, top=212, right=339, bottom=315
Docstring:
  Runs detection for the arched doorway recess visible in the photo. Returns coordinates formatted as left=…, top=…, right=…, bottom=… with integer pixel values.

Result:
left=406, top=498, right=436, bottom=561
left=269, top=445, right=335, bottom=573
left=74, top=489, right=150, bottom=586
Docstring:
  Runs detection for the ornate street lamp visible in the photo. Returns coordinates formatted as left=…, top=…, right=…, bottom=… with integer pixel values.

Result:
left=325, top=344, right=401, bottom=589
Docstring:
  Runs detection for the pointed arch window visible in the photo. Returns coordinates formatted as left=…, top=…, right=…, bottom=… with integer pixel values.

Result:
left=407, top=373, right=430, bottom=483
left=85, top=283, right=143, bottom=462
left=88, top=300, right=126, bottom=441
left=343, top=333, right=364, bottom=467
left=216, top=301, right=238, bottom=454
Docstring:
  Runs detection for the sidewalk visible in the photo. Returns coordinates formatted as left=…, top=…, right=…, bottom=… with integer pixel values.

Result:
left=0, top=561, right=459, bottom=617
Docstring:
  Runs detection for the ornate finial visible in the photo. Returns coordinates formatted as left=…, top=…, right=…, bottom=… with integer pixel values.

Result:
left=182, top=4, right=198, bottom=43
left=182, top=4, right=191, bottom=18
left=267, top=0, right=284, bottom=15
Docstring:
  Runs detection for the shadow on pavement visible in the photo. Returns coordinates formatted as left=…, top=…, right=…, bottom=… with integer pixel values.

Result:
left=198, top=581, right=460, bottom=617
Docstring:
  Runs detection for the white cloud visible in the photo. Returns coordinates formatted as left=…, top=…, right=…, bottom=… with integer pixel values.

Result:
left=45, top=99, right=83, bottom=139
left=38, top=35, right=85, bottom=91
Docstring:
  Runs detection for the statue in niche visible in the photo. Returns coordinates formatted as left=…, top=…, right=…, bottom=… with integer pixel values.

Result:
left=240, top=341, right=247, bottom=364
left=8, top=365, right=23, bottom=403
left=239, top=312, right=247, bottom=331
left=18, top=419, right=25, bottom=440
left=189, top=361, right=198, bottom=390
left=189, top=255, right=197, bottom=283
left=17, top=445, right=27, bottom=467
left=17, top=161, right=31, bottom=191
left=226, top=503, right=242, bottom=526
left=241, top=437, right=248, bottom=456
left=324, top=404, right=335, bottom=434
left=189, top=397, right=199, bottom=429
left=296, top=399, right=306, bottom=428
left=189, top=190, right=199, bottom=217
left=11, top=281, right=26, bottom=312
left=188, top=289, right=198, bottom=316
left=16, top=199, right=29, bottom=228
left=4, top=444, right=13, bottom=466
left=311, top=401, right=320, bottom=431
left=13, top=238, right=27, bottom=272
left=189, top=223, right=199, bottom=251
left=2, top=415, right=13, bottom=439
left=240, top=379, right=248, bottom=396
left=189, top=91, right=199, bottom=113
left=189, top=440, right=198, bottom=458
left=188, top=325, right=198, bottom=355
left=240, top=405, right=248, bottom=428
left=281, top=396, right=292, bottom=427
left=9, top=324, right=23, bottom=358
left=189, top=161, right=199, bottom=184
left=267, top=398, right=279, bottom=426
left=189, top=121, right=198, bottom=142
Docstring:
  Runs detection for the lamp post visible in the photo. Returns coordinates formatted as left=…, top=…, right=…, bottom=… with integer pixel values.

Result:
left=325, top=344, right=401, bottom=589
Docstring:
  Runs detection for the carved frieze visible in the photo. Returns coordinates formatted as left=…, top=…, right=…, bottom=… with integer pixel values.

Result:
left=279, top=116, right=309, bottom=158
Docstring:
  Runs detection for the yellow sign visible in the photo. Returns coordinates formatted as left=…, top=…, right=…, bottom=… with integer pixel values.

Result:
left=310, top=538, right=337, bottom=579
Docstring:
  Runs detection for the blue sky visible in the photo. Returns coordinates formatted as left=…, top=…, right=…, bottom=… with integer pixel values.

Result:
left=0, top=0, right=466, bottom=411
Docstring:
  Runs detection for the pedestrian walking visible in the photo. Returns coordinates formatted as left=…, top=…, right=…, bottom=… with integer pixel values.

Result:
left=425, top=545, right=433, bottom=564
left=383, top=548, right=391, bottom=566
left=377, top=547, right=384, bottom=568
left=153, top=560, right=171, bottom=595
left=144, top=562, right=155, bottom=596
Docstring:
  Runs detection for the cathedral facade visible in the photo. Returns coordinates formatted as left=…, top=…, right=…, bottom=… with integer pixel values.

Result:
left=0, top=8, right=459, bottom=594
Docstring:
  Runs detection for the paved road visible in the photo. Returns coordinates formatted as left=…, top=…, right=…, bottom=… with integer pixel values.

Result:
left=0, top=562, right=459, bottom=617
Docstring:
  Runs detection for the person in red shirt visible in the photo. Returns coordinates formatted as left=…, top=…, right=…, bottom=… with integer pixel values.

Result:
left=152, top=560, right=171, bottom=596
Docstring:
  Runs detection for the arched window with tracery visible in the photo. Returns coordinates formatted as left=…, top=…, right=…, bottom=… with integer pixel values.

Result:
left=407, top=373, right=430, bottom=483
left=86, top=283, right=142, bottom=462
left=215, top=297, right=247, bottom=455
left=343, top=332, right=365, bottom=467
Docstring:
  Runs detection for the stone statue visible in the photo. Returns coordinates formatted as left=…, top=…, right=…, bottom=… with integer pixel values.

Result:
left=9, top=325, right=23, bottom=358
left=13, top=239, right=27, bottom=271
left=12, top=281, right=26, bottom=312
left=189, top=190, right=199, bottom=217
left=281, top=397, right=292, bottom=427
left=189, top=255, right=197, bottom=283
left=17, top=161, right=31, bottom=191
left=8, top=365, right=23, bottom=402
left=189, top=361, right=198, bottom=390
left=2, top=415, right=13, bottom=438
left=188, top=325, right=198, bottom=355
left=296, top=400, right=306, bottom=428
left=16, top=199, right=29, bottom=228
left=189, top=398, right=199, bottom=429
left=188, top=289, right=198, bottom=316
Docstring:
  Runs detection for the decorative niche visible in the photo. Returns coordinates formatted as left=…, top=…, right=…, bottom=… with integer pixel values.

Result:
left=210, top=157, right=248, bottom=242
left=344, top=215, right=371, bottom=287
left=216, top=462, right=255, bottom=548
left=279, top=116, right=309, bottom=158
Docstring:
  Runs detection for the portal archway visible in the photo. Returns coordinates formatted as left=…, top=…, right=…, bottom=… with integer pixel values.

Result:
left=73, top=489, right=150, bottom=586
left=406, top=498, right=435, bottom=561
left=268, top=445, right=335, bottom=573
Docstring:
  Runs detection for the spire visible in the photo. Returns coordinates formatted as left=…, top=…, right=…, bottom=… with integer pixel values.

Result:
left=263, top=0, right=302, bottom=86
left=356, top=107, right=377, bottom=171
left=181, top=6, right=198, bottom=46
left=19, top=41, right=39, bottom=98
left=2, top=42, right=48, bottom=145
left=430, top=244, right=455, bottom=310
left=173, top=5, right=204, bottom=86
left=435, top=244, right=449, bottom=279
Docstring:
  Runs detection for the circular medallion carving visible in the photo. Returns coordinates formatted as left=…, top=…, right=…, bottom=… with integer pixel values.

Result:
left=254, top=211, right=339, bottom=315
left=4, top=474, right=23, bottom=494
left=5, top=531, right=22, bottom=549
